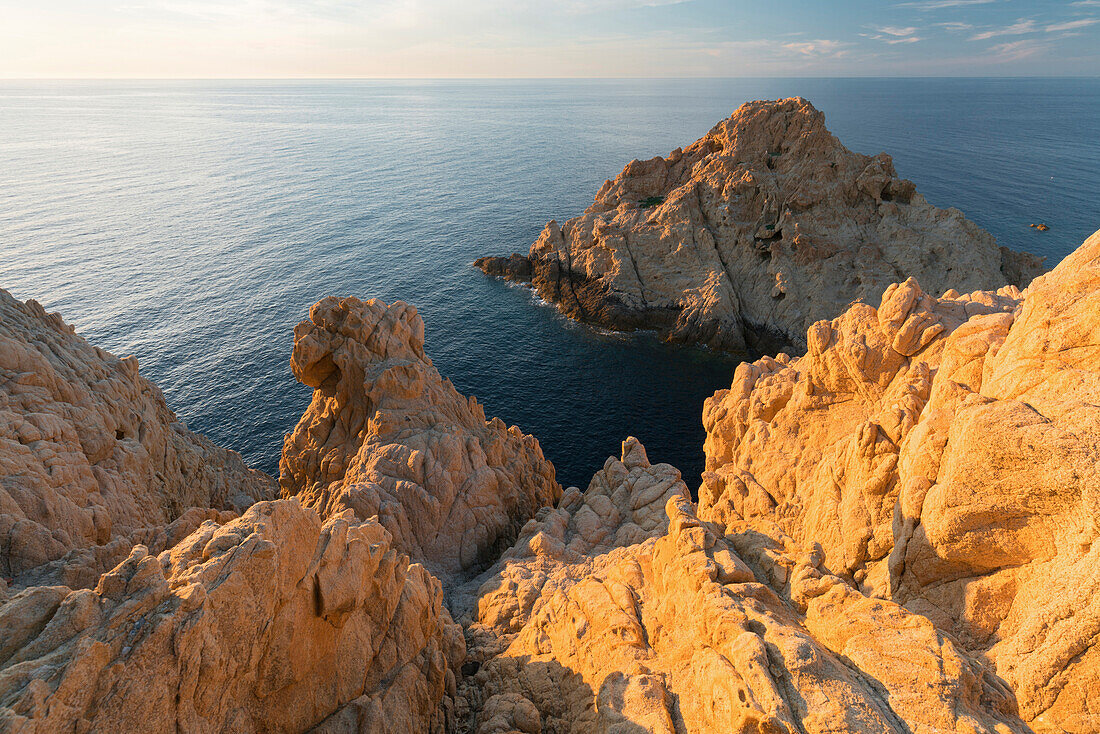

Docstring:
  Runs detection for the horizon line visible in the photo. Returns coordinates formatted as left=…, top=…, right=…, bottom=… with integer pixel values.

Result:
left=3, top=74, right=1100, bottom=82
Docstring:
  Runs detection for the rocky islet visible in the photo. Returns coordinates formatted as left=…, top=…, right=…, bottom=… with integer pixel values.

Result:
left=476, top=97, right=1044, bottom=352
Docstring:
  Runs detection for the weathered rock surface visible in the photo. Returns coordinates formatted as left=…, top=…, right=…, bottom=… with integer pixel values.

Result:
left=0, top=289, right=275, bottom=585
left=476, top=98, right=1043, bottom=351
left=280, top=296, right=560, bottom=582
left=0, top=499, right=464, bottom=733
left=457, top=440, right=1026, bottom=734
left=700, top=228, right=1100, bottom=732
left=6, top=214, right=1098, bottom=734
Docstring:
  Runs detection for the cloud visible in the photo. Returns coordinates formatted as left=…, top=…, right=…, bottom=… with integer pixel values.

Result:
left=986, top=38, right=1045, bottom=61
left=968, top=16, right=1099, bottom=41
left=862, top=24, right=923, bottom=44
left=1071, top=1, right=1100, bottom=5
left=781, top=39, right=850, bottom=57
left=969, top=19, right=1036, bottom=40
left=1045, top=18, right=1100, bottom=32
left=874, top=25, right=919, bottom=36
left=896, top=0, right=998, bottom=10
left=935, top=21, right=973, bottom=31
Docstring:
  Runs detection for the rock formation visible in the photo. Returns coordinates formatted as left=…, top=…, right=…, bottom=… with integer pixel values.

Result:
left=6, top=225, right=1100, bottom=733
left=455, top=440, right=1027, bottom=733
left=0, top=289, right=275, bottom=587
left=700, top=228, right=1100, bottom=732
left=0, top=291, right=468, bottom=733
left=279, top=296, right=559, bottom=582
left=476, top=98, right=1043, bottom=351
left=0, top=499, right=464, bottom=733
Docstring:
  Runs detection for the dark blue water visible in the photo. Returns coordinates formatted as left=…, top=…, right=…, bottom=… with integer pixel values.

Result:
left=1, top=79, right=1097, bottom=488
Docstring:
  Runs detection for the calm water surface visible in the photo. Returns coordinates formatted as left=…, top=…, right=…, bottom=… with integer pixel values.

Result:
left=1, top=78, right=1097, bottom=487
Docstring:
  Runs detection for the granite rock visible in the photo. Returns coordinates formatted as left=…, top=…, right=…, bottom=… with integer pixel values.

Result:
left=476, top=98, right=1043, bottom=351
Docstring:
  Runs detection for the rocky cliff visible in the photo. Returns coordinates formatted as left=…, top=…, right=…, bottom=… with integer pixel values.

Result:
left=3, top=228, right=1099, bottom=734
left=453, top=439, right=1028, bottom=733
left=0, top=500, right=464, bottom=733
left=476, top=98, right=1043, bottom=351
left=0, top=290, right=275, bottom=588
left=700, top=228, right=1100, bottom=732
left=0, top=292, right=469, bottom=732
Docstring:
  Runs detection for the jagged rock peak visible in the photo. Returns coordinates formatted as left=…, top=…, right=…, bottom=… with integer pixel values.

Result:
left=280, top=295, right=561, bottom=583
left=476, top=97, right=1044, bottom=352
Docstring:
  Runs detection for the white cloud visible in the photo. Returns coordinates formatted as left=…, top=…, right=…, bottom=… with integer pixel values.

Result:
left=781, top=39, right=850, bottom=57
left=874, top=25, right=919, bottom=36
left=1045, top=18, right=1100, bottom=32
left=896, top=0, right=998, bottom=10
left=967, top=16, right=1100, bottom=41
left=862, top=24, right=922, bottom=44
left=969, top=19, right=1036, bottom=40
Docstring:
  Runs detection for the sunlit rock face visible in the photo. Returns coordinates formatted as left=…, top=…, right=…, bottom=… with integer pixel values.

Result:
left=453, top=439, right=1027, bottom=734
left=3, top=222, right=1098, bottom=734
left=476, top=97, right=1043, bottom=351
left=0, top=289, right=276, bottom=588
left=0, top=499, right=464, bottom=734
left=279, top=296, right=560, bottom=583
left=699, top=228, right=1100, bottom=733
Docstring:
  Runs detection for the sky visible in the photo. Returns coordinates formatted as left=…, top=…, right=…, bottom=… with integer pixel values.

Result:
left=2, top=0, right=1099, bottom=78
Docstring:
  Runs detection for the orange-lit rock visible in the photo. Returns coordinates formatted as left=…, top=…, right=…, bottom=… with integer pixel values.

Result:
left=0, top=499, right=463, bottom=733
left=454, top=439, right=1026, bottom=733
left=0, top=289, right=275, bottom=587
left=700, top=228, right=1100, bottom=732
left=279, top=296, right=560, bottom=582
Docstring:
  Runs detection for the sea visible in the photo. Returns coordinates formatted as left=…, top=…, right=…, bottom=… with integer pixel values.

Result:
left=1, top=78, right=1097, bottom=489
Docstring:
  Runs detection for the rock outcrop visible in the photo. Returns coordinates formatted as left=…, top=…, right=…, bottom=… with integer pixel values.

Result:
left=0, top=289, right=468, bottom=733
left=476, top=98, right=1043, bottom=351
left=456, top=439, right=1027, bottom=733
left=700, top=228, right=1100, bottom=732
left=6, top=223, right=1100, bottom=733
left=280, top=296, right=560, bottom=582
left=0, top=289, right=275, bottom=586
left=0, top=499, right=464, bottom=733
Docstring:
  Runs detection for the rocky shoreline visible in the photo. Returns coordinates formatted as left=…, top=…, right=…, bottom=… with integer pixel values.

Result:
left=477, top=98, right=1045, bottom=352
left=1, top=93, right=1096, bottom=731
left=2, top=226, right=1098, bottom=732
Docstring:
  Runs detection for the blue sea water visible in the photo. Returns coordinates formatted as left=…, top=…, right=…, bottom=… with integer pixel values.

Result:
left=1, top=78, right=1097, bottom=489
